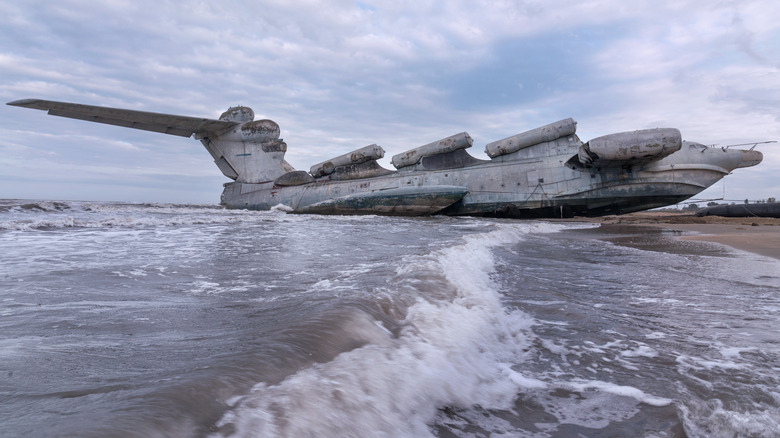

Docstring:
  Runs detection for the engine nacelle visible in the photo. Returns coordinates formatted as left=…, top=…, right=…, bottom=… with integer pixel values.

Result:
left=579, top=128, right=682, bottom=167
left=217, top=106, right=281, bottom=143
left=240, top=119, right=281, bottom=143
left=220, top=106, right=255, bottom=123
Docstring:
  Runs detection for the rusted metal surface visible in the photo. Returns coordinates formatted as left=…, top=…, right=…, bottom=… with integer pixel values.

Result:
left=260, top=139, right=287, bottom=153
left=310, top=144, right=385, bottom=177
left=581, top=128, right=681, bottom=167
left=273, top=170, right=314, bottom=187
left=241, top=119, right=280, bottom=140
left=297, top=186, right=468, bottom=216
left=7, top=98, right=766, bottom=218
left=328, top=160, right=394, bottom=181
left=391, top=132, right=473, bottom=169
left=219, top=106, right=254, bottom=123
left=485, top=118, right=577, bottom=158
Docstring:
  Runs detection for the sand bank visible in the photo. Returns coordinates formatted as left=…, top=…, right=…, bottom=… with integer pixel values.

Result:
left=573, top=212, right=780, bottom=260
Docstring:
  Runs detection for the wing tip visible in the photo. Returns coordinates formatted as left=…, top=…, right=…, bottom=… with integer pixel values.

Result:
left=7, top=98, right=45, bottom=108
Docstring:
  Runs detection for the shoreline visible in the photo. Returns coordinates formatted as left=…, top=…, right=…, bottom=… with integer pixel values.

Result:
left=560, top=212, right=780, bottom=260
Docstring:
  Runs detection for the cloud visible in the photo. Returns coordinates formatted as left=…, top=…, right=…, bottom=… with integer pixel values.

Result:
left=1, top=0, right=778, bottom=203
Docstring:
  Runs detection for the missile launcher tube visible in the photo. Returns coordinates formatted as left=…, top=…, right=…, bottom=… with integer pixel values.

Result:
left=485, top=118, right=577, bottom=158
left=582, top=128, right=682, bottom=164
left=310, top=144, right=385, bottom=177
left=392, top=132, right=473, bottom=169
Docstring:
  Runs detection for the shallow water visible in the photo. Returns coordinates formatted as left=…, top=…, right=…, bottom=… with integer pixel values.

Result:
left=1, top=200, right=778, bottom=437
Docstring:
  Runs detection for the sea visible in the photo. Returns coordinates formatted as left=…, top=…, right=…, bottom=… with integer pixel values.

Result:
left=1, top=199, right=779, bottom=438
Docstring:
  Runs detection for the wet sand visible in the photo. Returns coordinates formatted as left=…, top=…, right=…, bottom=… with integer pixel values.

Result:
left=567, top=212, right=780, bottom=260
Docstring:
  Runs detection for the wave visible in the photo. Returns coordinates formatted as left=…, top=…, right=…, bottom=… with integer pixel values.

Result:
left=679, top=396, right=780, bottom=438
left=0, top=199, right=414, bottom=231
left=0, top=199, right=295, bottom=231
left=211, top=223, right=563, bottom=437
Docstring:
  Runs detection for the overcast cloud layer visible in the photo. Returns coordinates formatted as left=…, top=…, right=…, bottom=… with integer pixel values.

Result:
left=1, top=0, right=778, bottom=204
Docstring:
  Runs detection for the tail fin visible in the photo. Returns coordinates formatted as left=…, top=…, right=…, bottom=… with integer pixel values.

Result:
left=200, top=106, right=294, bottom=183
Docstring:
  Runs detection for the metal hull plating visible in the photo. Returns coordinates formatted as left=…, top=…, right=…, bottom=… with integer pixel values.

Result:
left=221, top=138, right=754, bottom=218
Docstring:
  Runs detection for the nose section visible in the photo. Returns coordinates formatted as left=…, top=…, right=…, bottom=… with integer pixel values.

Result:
left=697, top=145, right=764, bottom=174
left=735, top=149, right=763, bottom=168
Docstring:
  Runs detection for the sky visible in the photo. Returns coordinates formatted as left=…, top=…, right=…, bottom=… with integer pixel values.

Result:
left=1, top=0, right=779, bottom=205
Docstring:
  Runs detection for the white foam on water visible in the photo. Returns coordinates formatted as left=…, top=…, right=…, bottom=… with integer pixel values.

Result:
left=434, top=377, right=671, bottom=435
left=517, top=300, right=568, bottom=306
left=620, top=344, right=659, bottom=359
left=717, top=345, right=758, bottom=359
left=306, top=263, right=387, bottom=294
left=566, top=379, right=672, bottom=407
left=0, top=200, right=308, bottom=231
left=211, top=223, right=568, bottom=437
left=270, top=204, right=294, bottom=212
left=680, top=397, right=780, bottom=438
left=645, top=331, right=667, bottom=339
left=676, top=354, right=749, bottom=372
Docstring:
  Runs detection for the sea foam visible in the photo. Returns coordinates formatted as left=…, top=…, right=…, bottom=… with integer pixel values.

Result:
left=212, top=223, right=558, bottom=437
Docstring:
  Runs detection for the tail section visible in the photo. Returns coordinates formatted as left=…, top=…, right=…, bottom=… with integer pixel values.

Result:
left=6, top=99, right=296, bottom=184
left=199, top=106, right=294, bottom=183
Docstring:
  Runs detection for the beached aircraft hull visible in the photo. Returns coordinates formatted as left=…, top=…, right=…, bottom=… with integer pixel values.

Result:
left=8, top=99, right=763, bottom=218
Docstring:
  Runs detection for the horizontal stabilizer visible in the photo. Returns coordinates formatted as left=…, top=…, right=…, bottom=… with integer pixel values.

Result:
left=7, top=99, right=237, bottom=138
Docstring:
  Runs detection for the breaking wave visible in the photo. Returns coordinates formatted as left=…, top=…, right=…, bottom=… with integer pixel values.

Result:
left=0, top=199, right=293, bottom=231
left=211, top=223, right=564, bottom=437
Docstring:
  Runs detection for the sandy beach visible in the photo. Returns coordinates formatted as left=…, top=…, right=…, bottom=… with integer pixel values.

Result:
left=572, top=212, right=780, bottom=260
